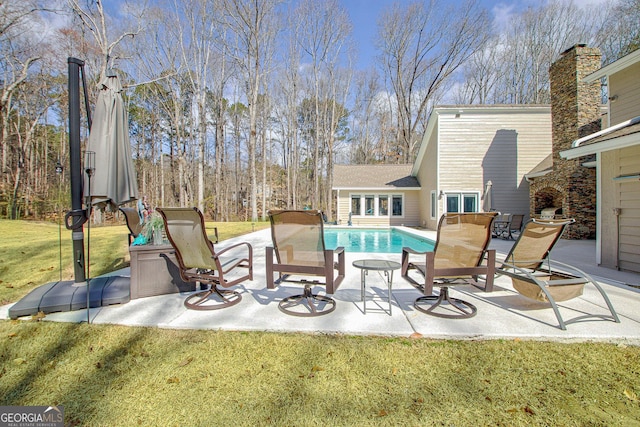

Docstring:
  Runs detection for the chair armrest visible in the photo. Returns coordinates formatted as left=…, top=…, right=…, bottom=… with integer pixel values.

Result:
left=402, top=246, right=429, bottom=276
left=402, top=246, right=426, bottom=255
left=333, top=246, right=345, bottom=255
left=213, top=241, right=253, bottom=266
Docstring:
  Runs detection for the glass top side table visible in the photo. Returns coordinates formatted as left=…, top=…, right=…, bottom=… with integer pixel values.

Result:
left=352, top=259, right=401, bottom=315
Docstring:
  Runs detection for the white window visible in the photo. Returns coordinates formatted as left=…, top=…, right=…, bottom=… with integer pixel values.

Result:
left=365, top=195, right=375, bottom=216
left=445, top=193, right=478, bottom=213
left=430, top=191, right=437, bottom=219
left=392, top=195, right=403, bottom=216
left=351, top=195, right=361, bottom=216
left=349, top=194, right=402, bottom=217
left=379, top=195, right=389, bottom=216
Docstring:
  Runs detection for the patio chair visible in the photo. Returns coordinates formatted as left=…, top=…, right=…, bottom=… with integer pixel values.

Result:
left=157, top=207, right=253, bottom=310
left=492, top=213, right=511, bottom=239
left=496, top=218, right=619, bottom=330
left=266, top=209, right=345, bottom=317
left=507, top=214, right=524, bottom=240
left=119, top=206, right=143, bottom=245
left=401, top=212, right=498, bottom=318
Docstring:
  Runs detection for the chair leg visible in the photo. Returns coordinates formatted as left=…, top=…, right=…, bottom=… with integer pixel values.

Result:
left=414, top=287, right=477, bottom=319
left=278, top=284, right=336, bottom=317
left=184, top=284, right=242, bottom=310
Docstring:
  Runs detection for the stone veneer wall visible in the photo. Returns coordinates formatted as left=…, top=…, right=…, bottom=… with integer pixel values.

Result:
left=529, top=45, right=601, bottom=239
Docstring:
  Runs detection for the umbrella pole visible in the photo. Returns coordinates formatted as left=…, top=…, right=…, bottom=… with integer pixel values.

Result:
left=67, top=58, right=88, bottom=283
left=85, top=153, right=95, bottom=323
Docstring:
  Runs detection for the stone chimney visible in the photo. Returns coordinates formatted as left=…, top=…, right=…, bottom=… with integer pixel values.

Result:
left=549, top=44, right=602, bottom=166
left=530, top=44, right=602, bottom=239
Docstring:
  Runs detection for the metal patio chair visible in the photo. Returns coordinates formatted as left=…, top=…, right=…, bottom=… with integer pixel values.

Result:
left=119, top=206, right=143, bottom=245
left=157, top=207, right=252, bottom=310
left=401, top=212, right=498, bottom=318
left=266, top=209, right=345, bottom=317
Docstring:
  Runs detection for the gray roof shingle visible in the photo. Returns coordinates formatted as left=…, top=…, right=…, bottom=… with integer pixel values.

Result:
left=333, top=164, right=420, bottom=189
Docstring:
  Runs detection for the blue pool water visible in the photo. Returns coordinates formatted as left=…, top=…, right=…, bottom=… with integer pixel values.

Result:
left=324, top=228, right=434, bottom=254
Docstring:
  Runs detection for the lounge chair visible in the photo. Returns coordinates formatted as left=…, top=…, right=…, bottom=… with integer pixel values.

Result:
left=157, top=207, right=253, bottom=310
left=119, top=206, right=143, bottom=245
left=497, top=218, right=619, bottom=330
left=401, top=212, right=498, bottom=318
left=266, top=209, right=345, bottom=317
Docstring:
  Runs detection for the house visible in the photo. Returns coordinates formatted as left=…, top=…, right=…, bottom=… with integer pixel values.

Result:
left=333, top=106, right=552, bottom=229
left=412, top=105, right=552, bottom=230
left=333, top=164, right=420, bottom=226
left=559, top=47, right=640, bottom=273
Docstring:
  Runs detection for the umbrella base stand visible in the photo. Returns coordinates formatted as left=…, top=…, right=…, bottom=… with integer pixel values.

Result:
left=8, top=276, right=130, bottom=319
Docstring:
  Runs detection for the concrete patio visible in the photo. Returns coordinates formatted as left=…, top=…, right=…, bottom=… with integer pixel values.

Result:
left=3, top=228, right=639, bottom=344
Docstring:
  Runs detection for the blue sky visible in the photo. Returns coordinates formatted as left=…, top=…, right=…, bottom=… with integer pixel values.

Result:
left=341, top=0, right=528, bottom=70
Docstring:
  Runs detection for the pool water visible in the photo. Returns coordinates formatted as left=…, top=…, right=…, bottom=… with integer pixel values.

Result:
left=324, top=228, right=434, bottom=254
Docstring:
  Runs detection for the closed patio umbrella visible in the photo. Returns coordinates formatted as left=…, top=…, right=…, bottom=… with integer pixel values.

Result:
left=84, top=73, right=138, bottom=212
left=482, top=180, right=492, bottom=212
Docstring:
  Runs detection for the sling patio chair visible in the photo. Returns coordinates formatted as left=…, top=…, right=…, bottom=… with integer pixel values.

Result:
left=496, top=218, right=619, bottom=330
left=506, top=214, right=525, bottom=240
left=492, top=213, right=512, bottom=239
left=266, top=209, right=345, bottom=317
left=401, top=212, right=498, bottom=318
left=157, top=207, right=253, bottom=310
left=119, top=206, right=144, bottom=245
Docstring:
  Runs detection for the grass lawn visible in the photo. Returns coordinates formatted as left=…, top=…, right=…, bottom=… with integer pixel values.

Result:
left=0, top=219, right=268, bottom=305
left=1, top=219, right=639, bottom=425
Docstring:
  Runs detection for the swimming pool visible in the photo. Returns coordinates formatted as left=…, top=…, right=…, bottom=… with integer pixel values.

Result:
left=323, top=228, right=434, bottom=254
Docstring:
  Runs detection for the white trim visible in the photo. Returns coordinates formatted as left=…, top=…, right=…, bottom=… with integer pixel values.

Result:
left=584, top=48, right=640, bottom=83
left=561, top=132, right=640, bottom=159
left=524, top=169, right=552, bottom=181
left=571, top=116, right=640, bottom=148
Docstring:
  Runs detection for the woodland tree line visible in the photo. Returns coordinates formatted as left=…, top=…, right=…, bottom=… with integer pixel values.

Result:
left=1, top=0, right=638, bottom=222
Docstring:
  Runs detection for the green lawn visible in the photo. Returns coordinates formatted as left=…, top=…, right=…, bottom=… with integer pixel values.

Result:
left=0, top=219, right=268, bottom=304
left=1, top=219, right=639, bottom=426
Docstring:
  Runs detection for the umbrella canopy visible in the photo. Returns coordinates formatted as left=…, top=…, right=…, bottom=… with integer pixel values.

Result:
left=482, top=180, right=492, bottom=212
left=84, top=74, right=138, bottom=212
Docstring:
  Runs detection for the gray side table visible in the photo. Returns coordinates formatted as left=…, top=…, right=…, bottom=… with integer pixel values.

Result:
left=352, top=259, right=401, bottom=314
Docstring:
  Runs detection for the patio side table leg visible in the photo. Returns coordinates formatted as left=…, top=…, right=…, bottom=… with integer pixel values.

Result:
left=385, top=270, right=393, bottom=315
left=361, top=268, right=367, bottom=314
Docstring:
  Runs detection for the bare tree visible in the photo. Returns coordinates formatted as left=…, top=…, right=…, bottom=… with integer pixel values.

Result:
left=67, top=0, right=145, bottom=80
left=293, top=0, right=352, bottom=211
left=223, top=0, right=280, bottom=222
left=0, top=1, right=61, bottom=215
left=596, top=0, right=640, bottom=63
left=172, top=0, right=223, bottom=212
left=376, top=0, right=490, bottom=162
left=452, top=1, right=626, bottom=106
